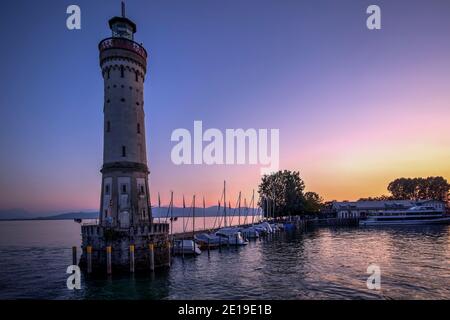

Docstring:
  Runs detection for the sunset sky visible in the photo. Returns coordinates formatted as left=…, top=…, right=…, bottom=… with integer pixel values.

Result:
left=0, top=0, right=449, bottom=213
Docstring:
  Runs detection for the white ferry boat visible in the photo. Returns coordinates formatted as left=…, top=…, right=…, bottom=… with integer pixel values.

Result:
left=359, top=206, right=450, bottom=226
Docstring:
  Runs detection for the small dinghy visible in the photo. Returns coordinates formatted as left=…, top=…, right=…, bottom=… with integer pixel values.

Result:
left=173, top=240, right=202, bottom=255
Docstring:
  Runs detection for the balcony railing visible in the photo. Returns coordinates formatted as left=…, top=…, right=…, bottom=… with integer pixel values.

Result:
left=99, top=37, right=147, bottom=60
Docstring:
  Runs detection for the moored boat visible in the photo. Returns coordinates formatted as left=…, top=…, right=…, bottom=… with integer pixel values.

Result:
left=359, top=206, right=450, bottom=226
left=173, top=239, right=202, bottom=255
left=215, top=228, right=248, bottom=246
left=194, top=233, right=222, bottom=249
left=239, top=226, right=260, bottom=239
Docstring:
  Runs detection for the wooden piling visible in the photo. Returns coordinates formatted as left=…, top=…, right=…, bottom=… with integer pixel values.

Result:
left=87, top=246, right=92, bottom=274
left=72, top=246, right=77, bottom=265
left=130, top=245, right=135, bottom=273
left=106, top=246, right=112, bottom=275
left=149, top=243, right=155, bottom=271
left=167, top=241, right=171, bottom=267
left=181, top=238, right=185, bottom=259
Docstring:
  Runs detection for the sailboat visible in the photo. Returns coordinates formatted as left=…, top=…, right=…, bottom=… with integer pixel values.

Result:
left=239, top=190, right=260, bottom=239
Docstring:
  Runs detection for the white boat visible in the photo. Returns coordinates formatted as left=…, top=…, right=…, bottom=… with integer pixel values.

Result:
left=359, top=206, right=450, bottom=226
left=194, top=233, right=223, bottom=249
left=215, top=228, right=248, bottom=246
left=239, top=226, right=260, bottom=239
left=253, top=222, right=273, bottom=234
left=173, top=240, right=202, bottom=255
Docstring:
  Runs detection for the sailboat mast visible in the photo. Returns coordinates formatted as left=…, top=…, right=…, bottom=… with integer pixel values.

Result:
left=192, top=194, right=196, bottom=238
left=238, top=191, right=241, bottom=226
left=223, top=180, right=227, bottom=228
left=203, top=196, right=206, bottom=231
left=251, top=189, right=255, bottom=225
left=170, top=191, right=174, bottom=235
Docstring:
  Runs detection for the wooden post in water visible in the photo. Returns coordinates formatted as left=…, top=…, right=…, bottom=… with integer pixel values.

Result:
left=149, top=243, right=155, bottom=271
left=106, top=246, right=112, bottom=275
left=129, top=245, right=135, bottom=273
left=72, top=246, right=77, bottom=265
left=87, top=245, right=92, bottom=274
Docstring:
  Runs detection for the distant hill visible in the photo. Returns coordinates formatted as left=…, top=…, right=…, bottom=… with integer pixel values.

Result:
left=0, top=209, right=36, bottom=220
left=0, top=209, right=99, bottom=221
left=33, top=212, right=99, bottom=220
left=0, top=206, right=260, bottom=221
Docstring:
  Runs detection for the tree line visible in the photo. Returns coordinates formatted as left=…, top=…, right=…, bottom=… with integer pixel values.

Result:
left=258, top=171, right=449, bottom=218
left=359, top=176, right=449, bottom=202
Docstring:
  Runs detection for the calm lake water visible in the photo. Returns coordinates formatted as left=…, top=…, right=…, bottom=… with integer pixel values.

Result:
left=0, top=220, right=449, bottom=299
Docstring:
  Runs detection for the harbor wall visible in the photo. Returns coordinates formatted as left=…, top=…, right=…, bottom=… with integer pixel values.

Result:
left=79, top=223, right=170, bottom=274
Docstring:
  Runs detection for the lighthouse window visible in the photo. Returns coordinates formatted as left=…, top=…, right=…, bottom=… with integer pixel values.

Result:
left=107, top=69, right=110, bottom=79
left=140, top=185, right=145, bottom=194
left=120, top=66, right=124, bottom=78
left=121, top=98, right=125, bottom=102
left=135, top=72, right=139, bottom=82
left=105, top=185, right=110, bottom=195
left=137, top=123, right=141, bottom=134
left=122, top=146, right=126, bottom=157
left=121, top=185, right=127, bottom=194
left=106, top=121, right=111, bottom=132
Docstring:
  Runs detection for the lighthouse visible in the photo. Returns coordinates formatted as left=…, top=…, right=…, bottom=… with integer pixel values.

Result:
left=80, top=3, right=170, bottom=274
left=99, top=3, right=151, bottom=228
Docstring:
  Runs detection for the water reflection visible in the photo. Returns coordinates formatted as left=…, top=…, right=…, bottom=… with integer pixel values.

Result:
left=0, top=220, right=449, bottom=299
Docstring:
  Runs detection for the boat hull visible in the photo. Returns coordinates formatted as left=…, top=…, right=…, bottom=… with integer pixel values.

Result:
left=360, top=217, right=450, bottom=226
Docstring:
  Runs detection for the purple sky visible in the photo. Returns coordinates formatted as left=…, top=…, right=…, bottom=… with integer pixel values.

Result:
left=0, top=0, right=449, bottom=212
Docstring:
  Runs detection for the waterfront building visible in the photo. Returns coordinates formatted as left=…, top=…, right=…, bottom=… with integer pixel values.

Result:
left=332, top=199, right=446, bottom=219
left=79, top=4, right=170, bottom=274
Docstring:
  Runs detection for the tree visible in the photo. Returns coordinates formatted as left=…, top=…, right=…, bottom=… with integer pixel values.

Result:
left=303, top=192, right=324, bottom=214
left=387, top=176, right=449, bottom=201
left=258, top=170, right=305, bottom=217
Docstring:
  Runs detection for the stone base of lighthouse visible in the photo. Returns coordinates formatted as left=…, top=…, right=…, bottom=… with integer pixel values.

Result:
left=79, top=223, right=171, bottom=274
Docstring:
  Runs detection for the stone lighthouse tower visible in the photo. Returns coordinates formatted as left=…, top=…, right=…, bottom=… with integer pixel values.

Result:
left=98, top=3, right=151, bottom=228
left=80, top=4, right=170, bottom=274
